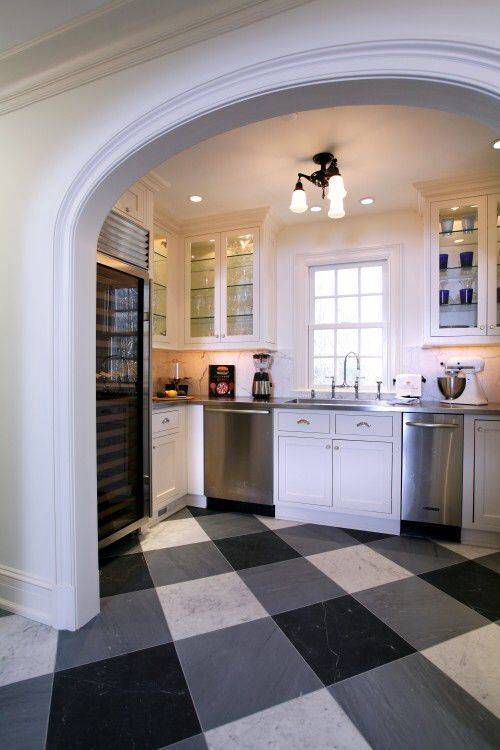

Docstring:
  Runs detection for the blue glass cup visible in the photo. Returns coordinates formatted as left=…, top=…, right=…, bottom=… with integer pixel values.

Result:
left=460, top=287, right=473, bottom=304
left=439, top=289, right=450, bottom=305
left=460, top=251, right=474, bottom=267
left=439, top=253, right=448, bottom=270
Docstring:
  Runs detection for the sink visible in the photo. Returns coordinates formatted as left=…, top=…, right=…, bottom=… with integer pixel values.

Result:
left=286, top=397, right=396, bottom=407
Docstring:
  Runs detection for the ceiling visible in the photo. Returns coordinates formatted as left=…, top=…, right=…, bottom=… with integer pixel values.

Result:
left=151, top=105, right=499, bottom=226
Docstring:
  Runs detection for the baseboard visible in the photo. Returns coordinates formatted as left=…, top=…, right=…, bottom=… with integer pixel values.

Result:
left=183, top=493, right=207, bottom=508
left=275, top=504, right=400, bottom=535
left=0, top=564, right=54, bottom=625
left=461, top=527, right=500, bottom=549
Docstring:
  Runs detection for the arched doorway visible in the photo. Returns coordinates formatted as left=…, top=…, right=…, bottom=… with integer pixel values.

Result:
left=53, top=48, right=500, bottom=628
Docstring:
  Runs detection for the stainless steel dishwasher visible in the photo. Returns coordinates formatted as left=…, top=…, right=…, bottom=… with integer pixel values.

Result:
left=402, top=412, right=463, bottom=529
left=204, top=406, right=273, bottom=506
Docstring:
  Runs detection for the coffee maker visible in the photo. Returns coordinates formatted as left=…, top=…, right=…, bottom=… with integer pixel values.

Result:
left=252, top=353, right=272, bottom=400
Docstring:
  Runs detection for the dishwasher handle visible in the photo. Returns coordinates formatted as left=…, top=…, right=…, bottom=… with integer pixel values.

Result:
left=405, top=421, right=459, bottom=429
left=205, top=408, right=270, bottom=415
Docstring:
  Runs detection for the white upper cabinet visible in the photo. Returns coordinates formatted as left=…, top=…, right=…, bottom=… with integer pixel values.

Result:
left=114, top=182, right=148, bottom=225
left=183, top=210, right=277, bottom=349
left=418, top=178, right=500, bottom=346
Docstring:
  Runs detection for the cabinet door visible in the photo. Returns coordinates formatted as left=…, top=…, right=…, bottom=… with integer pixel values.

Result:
left=221, top=228, right=259, bottom=342
left=185, top=234, right=221, bottom=343
left=152, top=432, right=185, bottom=516
left=278, top=436, right=332, bottom=506
left=487, top=194, right=500, bottom=336
left=115, top=184, right=147, bottom=225
left=152, top=236, right=168, bottom=345
left=474, top=421, right=500, bottom=529
left=430, top=196, right=488, bottom=337
left=332, top=440, right=392, bottom=514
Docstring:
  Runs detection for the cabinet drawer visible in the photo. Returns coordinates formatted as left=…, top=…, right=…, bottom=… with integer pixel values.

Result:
left=152, top=408, right=181, bottom=435
left=335, top=413, right=393, bottom=437
left=277, top=410, right=330, bottom=433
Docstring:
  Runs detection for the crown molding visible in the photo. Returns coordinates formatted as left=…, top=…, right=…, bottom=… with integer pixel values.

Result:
left=178, top=206, right=271, bottom=235
left=153, top=209, right=182, bottom=235
left=0, top=0, right=311, bottom=115
left=140, top=170, right=171, bottom=192
left=414, top=171, right=500, bottom=208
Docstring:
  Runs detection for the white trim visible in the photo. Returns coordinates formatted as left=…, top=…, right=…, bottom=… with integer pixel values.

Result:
left=275, top=504, right=400, bottom=534
left=0, top=565, right=55, bottom=625
left=293, top=245, right=402, bottom=392
left=50, top=47, right=500, bottom=629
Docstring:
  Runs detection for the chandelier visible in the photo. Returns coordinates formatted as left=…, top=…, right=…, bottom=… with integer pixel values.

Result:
left=289, top=152, right=346, bottom=218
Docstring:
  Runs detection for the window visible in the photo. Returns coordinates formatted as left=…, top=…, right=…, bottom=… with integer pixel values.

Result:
left=309, top=260, right=388, bottom=388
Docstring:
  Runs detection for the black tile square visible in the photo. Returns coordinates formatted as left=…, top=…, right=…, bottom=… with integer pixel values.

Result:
left=421, top=560, right=500, bottom=621
left=274, top=595, right=415, bottom=686
left=99, top=551, right=154, bottom=597
left=214, top=531, right=301, bottom=571
left=47, top=643, right=201, bottom=749
left=341, top=527, right=392, bottom=544
left=99, top=534, right=142, bottom=558
left=194, top=511, right=268, bottom=540
left=276, top=524, right=359, bottom=555
left=476, top=551, right=500, bottom=575
left=187, top=506, right=220, bottom=517
left=0, top=674, right=53, bottom=750
left=144, top=541, right=232, bottom=587
left=369, top=536, right=464, bottom=575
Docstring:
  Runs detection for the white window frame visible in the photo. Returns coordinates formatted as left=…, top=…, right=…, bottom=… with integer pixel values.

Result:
left=292, top=244, right=402, bottom=393
left=308, top=260, right=389, bottom=389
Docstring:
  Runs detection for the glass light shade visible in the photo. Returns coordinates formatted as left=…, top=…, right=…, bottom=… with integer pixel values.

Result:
left=327, top=173, right=347, bottom=199
left=328, top=194, right=345, bottom=219
left=289, top=181, right=308, bottom=213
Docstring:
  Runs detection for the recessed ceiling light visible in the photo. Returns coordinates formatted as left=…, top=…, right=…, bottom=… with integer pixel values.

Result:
left=189, top=195, right=203, bottom=203
left=491, top=139, right=500, bottom=150
left=310, top=206, right=322, bottom=212
left=450, top=206, right=459, bottom=211
left=470, top=204, right=478, bottom=208
left=359, top=197, right=374, bottom=205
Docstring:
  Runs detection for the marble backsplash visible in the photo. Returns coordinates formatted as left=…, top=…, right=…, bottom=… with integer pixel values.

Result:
left=153, top=346, right=500, bottom=402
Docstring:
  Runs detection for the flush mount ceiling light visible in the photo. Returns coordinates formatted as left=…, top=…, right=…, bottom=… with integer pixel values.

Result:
left=360, top=197, right=374, bottom=205
left=289, top=152, right=346, bottom=219
left=310, top=206, right=322, bottom=212
left=189, top=195, right=203, bottom=202
left=491, top=138, right=500, bottom=150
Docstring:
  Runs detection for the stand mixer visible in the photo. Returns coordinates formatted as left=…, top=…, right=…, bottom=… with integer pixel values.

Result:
left=438, top=358, right=488, bottom=405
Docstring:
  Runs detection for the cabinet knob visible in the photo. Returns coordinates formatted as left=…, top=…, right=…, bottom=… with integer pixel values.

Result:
left=480, top=325, right=485, bottom=330
left=333, top=445, right=340, bottom=451
left=490, top=325, right=495, bottom=330
left=326, top=444, right=332, bottom=450
left=162, top=417, right=170, bottom=423
left=125, top=207, right=130, bottom=213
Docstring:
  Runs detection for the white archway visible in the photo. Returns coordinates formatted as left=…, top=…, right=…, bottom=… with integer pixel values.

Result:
left=53, top=41, right=500, bottom=629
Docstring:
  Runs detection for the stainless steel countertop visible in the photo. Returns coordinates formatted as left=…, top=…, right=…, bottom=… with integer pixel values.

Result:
left=152, top=396, right=500, bottom=416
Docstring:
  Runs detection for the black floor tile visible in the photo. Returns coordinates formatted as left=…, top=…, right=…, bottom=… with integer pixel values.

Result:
left=187, top=506, right=221, bottom=517
left=476, top=551, right=500, bottom=575
left=420, top=560, right=500, bottom=621
left=274, top=595, right=415, bottom=686
left=0, top=674, right=53, bottom=750
left=47, top=643, right=201, bottom=749
left=194, top=511, right=268, bottom=540
left=99, top=533, right=142, bottom=558
left=276, top=524, right=359, bottom=555
left=99, top=551, right=154, bottom=597
left=341, top=527, right=392, bottom=544
left=214, top=531, right=301, bottom=571
left=144, top=541, right=232, bottom=587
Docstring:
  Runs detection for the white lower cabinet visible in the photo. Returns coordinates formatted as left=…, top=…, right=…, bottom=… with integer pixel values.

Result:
left=332, top=439, right=393, bottom=514
left=278, top=436, right=333, bottom=506
left=473, top=420, right=500, bottom=530
left=152, top=432, right=186, bottom=517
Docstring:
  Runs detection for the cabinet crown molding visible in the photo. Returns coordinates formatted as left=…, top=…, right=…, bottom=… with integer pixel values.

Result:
left=414, top=172, right=500, bottom=204
left=179, top=206, right=276, bottom=236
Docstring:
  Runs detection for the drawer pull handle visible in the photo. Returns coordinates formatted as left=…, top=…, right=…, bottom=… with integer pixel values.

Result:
left=297, top=418, right=310, bottom=425
left=356, top=421, right=370, bottom=428
left=162, top=417, right=170, bottom=424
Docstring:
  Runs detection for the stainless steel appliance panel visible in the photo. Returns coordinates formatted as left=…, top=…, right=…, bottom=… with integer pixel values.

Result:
left=204, top=407, right=273, bottom=505
left=402, top=412, right=463, bottom=526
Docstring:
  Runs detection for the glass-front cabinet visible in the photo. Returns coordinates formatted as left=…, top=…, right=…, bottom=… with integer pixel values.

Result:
left=152, top=236, right=168, bottom=342
left=185, top=228, right=259, bottom=344
left=425, top=186, right=500, bottom=345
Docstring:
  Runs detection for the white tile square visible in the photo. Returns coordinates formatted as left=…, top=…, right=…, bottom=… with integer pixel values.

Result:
left=256, top=516, right=304, bottom=531
left=422, top=623, right=500, bottom=716
left=0, top=615, right=57, bottom=687
left=140, top=517, right=210, bottom=551
left=307, top=544, right=412, bottom=594
left=156, top=571, right=268, bottom=640
left=205, top=687, right=370, bottom=749
left=437, top=542, right=498, bottom=560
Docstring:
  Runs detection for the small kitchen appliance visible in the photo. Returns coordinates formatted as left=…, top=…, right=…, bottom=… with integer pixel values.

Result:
left=252, top=353, right=273, bottom=400
left=438, top=358, right=488, bottom=405
left=394, top=373, right=423, bottom=399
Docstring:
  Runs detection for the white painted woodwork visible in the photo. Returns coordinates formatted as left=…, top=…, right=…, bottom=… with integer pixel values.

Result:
left=152, top=431, right=186, bottom=517
left=335, top=413, right=393, bottom=438
left=332, top=439, right=393, bottom=514
left=114, top=183, right=147, bottom=225
left=277, top=410, right=331, bottom=434
left=487, top=193, right=500, bottom=337
left=278, top=435, right=333, bottom=506
left=473, top=420, right=500, bottom=530
left=152, top=407, right=181, bottom=435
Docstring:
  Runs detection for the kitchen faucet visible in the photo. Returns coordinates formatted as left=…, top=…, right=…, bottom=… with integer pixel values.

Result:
left=330, top=352, right=361, bottom=398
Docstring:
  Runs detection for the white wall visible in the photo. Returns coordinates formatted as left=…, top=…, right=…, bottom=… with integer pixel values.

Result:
left=1, top=0, right=499, bottom=626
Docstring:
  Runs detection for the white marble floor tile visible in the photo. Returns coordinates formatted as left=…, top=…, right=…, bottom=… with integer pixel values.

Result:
left=156, top=571, right=268, bottom=640
left=256, top=516, right=303, bottom=531
left=140, top=518, right=211, bottom=552
left=205, top=687, right=370, bottom=749
left=307, top=544, right=412, bottom=594
left=422, top=623, right=500, bottom=716
left=437, top=542, right=499, bottom=560
left=0, top=615, right=57, bottom=687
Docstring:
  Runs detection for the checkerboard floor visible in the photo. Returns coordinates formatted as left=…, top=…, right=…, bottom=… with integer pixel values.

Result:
left=1, top=506, right=499, bottom=749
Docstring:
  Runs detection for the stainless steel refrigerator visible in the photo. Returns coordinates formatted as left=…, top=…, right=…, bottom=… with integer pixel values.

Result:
left=96, top=211, right=151, bottom=547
